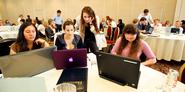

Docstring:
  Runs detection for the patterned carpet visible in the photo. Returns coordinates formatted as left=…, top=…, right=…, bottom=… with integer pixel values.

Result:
left=149, top=60, right=185, bottom=74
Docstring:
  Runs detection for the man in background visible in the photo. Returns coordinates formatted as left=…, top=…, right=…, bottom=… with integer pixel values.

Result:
left=138, top=9, right=153, bottom=25
left=53, top=10, right=63, bottom=32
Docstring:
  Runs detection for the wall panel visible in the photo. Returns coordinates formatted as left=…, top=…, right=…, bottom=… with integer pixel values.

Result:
left=1, top=0, right=177, bottom=24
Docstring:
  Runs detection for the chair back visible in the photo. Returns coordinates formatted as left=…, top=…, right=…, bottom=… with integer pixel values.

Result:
left=106, top=26, right=112, bottom=40
left=0, top=38, right=16, bottom=56
left=179, top=63, right=185, bottom=84
left=113, top=27, right=120, bottom=42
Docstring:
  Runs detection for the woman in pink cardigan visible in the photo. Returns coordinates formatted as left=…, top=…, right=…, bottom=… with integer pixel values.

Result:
left=111, top=24, right=156, bottom=66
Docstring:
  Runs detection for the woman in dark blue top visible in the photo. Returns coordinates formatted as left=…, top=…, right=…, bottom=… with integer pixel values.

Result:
left=55, top=20, right=83, bottom=50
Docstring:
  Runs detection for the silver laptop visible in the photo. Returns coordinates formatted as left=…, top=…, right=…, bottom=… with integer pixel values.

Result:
left=0, top=77, right=47, bottom=92
left=0, top=46, right=56, bottom=77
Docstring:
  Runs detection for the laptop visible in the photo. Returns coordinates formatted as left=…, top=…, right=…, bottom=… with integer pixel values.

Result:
left=57, top=68, right=88, bottom=92
left=170, top=28, right=180, bottom=34
left=52, top=48, right=87, bottom=69
left=0, top=46, right=56, bottom=77
left=94, top=51, right=140, bottom=88
left=0, top=77, right=47, bottom=92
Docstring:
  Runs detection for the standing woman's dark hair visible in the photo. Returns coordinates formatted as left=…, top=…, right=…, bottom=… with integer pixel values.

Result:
left=117, top=24, right=141, bottom=57
left=80, top=6, right=98, bottom=39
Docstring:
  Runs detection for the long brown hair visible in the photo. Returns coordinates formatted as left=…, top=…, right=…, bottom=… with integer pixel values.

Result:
left=80, top=6, right=98, bottom=39
left=117, top=24, right=141, bottom=57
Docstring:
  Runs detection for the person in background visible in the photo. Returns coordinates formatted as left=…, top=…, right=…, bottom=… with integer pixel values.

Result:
left=80, top=6, right=99, bottom=53
left=111, top=24, right=156, bottom=66
left=4, top=19, right=12, bottom=26
left=162, top=20, right=171, bottom=27
left=138, top=9, right=153, bottom=25
left=26, top=15, right=32, bottom=23
left=132, top=18, right=139, bottom=28
left=181, top=20, right=185, bottom=34
left=37, top=20, right=46, bottom=38
left=53, top=10, right=63, bottom=32
left=171, top=20, right=183, bottom=34
left=106, top=16, right=117, bottom=40
left=17, top=19, right=25, bottom=29
left=117, top=19, right=125, bottom=35
left=10, top=22, right=49, bottom=55
left=0, top=19, right=4, bottom=26
left=153, top=18, right=162, bottom=31
left=17, top=14, right=24, bottom=25
left=55, top=19, right=83, bottom=50
left=99, top=18, right=107, bottom=32
left=137, top=17, right=151, bottom=33
left=45, top=19, right=56, bottom=41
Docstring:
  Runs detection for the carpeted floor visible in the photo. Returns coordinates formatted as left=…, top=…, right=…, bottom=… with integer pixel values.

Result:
left=149, top=60, right=185, bottom=74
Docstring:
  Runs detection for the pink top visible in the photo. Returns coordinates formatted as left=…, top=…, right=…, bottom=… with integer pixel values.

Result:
left=111, top=37, right=155, bottom=60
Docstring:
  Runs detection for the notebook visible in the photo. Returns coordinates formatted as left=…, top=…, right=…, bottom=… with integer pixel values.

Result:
left=51, top=48, right=87, bottom=69
left=94, top=51, right=140, bottom=88
left=0, top=77, right=47, bottom=92
left=57, top=68, right=88, bottom=92
left=0, top=46, right=56, bottom=77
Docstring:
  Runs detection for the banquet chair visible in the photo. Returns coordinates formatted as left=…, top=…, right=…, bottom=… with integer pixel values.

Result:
left=106, top=27, right=120, bottom=53
left=0, top=38, right=16, bottom=56
left=106, top=26, right=112, bottom=40
left=179, top=63, right=185, bottom=84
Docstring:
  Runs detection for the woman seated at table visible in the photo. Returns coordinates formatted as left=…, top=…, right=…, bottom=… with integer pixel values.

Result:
left=45, top=19, right=56, bottom=41
left=55, top=19, right=83, bottom=50
left=111, top=24, right=156, bottom=66
left=10, top=22, right=49, bottom=55
left=170, top=20, right=183, bottom=34
left=137, top=17, right=151, bottom=33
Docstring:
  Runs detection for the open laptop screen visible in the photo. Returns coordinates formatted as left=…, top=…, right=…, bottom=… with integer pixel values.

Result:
left=95, top=51, right=140, bottom=88
left=0, top=46, right=56, bottom=77
left=52, top=48, right=87, bottom=69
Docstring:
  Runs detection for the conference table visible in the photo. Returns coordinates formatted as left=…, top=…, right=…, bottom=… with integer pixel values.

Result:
left=0, top=31, right=18, bottom=39
left=0, top=26, right=19, bottom=39
left=35, top=54, right=185, bottom=92
left=142, top=33, right=185, bottom=61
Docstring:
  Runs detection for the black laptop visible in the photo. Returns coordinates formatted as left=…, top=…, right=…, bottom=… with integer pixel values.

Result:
left=57, top=68, right=88, bottom=92
left=94, top=51, right=140, bottom=88
left=170, top=28, right=180, bottom=34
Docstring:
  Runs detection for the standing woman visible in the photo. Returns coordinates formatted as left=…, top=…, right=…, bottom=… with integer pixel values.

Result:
left=10, top=22, right=49, bottom=55
left=111, top=24, right=156, bottom=66
left=80, top=6, right=99, bottom=53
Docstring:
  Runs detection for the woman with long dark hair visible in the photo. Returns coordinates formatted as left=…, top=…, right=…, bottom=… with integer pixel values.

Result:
left=10, top=22, right=49, bottom=55
left=111, top=24, right=156, bottom=65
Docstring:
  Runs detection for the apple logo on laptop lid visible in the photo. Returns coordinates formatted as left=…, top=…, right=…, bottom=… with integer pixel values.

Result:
left=68, top=57, right=74, bottom=62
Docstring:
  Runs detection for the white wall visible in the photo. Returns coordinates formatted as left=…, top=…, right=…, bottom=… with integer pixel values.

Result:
left=174, top=0, right=185, bottom=23
left=1, top=0, right=177, bottom=24
left=0, top=0, right=3, bottom=19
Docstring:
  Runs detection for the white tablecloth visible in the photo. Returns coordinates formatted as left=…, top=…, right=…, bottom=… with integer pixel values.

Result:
left=35, top=59, right=185, bottom=92
left=0, top=26, right=19, bottom=39
left=0, top=31, right=18, bottom=39
left=143, top=33, right=185, bottom=61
